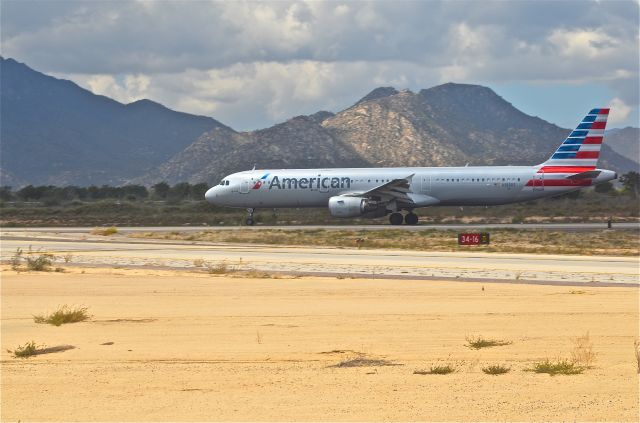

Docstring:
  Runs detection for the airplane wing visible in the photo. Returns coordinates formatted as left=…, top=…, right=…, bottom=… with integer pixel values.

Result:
left=344, top=174, right=415, bottom=204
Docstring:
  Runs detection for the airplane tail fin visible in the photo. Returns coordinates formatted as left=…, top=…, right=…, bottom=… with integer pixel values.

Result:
left=539, top=108, right=609, bottom=172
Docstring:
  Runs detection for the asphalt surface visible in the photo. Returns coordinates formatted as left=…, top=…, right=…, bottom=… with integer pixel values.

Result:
left=1, top=228, right=638, bottom=287
left=1, top=222, right=638, bottom=233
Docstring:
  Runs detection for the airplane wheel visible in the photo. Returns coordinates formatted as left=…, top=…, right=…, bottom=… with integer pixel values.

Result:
left=246, top=218, right=254, bottom=226
left=389, top=212, right=403, bottom=225
left=405, top=212, right=419, bottom=225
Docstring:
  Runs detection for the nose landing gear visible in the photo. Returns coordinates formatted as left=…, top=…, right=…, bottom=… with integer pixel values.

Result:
left=246, top=208, right=255, bottom=226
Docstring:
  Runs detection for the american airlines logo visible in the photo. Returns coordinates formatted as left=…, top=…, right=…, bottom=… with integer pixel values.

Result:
left=268, top=176, right=351, bottom=190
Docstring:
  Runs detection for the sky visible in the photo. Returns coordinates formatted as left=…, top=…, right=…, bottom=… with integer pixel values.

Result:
left=2, top=0, right=639, bottom=131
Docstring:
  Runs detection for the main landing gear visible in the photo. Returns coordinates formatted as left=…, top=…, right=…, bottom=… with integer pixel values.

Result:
left=246, top=208, right=255, bottom=226
left=389, top=211, right=419, bottom=225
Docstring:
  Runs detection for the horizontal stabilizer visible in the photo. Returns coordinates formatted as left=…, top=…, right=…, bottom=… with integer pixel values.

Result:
left=566, top=170, right=601, bottom=180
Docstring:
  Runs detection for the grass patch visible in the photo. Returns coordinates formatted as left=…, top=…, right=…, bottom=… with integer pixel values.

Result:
left=9, top=342, right=75, bottom=358
left=91, top=226, right=118, bottom=236
left=634, top=340, right=640, bottom=374
left=33, top=305, right=90, bottom=326
left=482, top=364, right=511, bottom=375
left=414, top=364, right=456, bottom=375
left=466, top=335, right=512, bottom=349
left=529, top=359, right=584, bottom=375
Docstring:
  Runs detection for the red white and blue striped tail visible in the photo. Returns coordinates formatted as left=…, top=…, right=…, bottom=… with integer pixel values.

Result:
left=539, top=108, right=608, bottom=172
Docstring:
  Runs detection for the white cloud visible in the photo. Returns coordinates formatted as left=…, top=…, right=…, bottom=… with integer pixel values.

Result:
left=2, top=0, right=638, bottom=129
left=70, top=73, right=150, bottom=104
left=608, top=97, right=632, bottom=124
left=548, top=29, right=618, bottom=58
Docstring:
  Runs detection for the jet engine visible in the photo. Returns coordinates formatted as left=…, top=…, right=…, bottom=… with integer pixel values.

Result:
left=328, top=196, right=386, bottom=218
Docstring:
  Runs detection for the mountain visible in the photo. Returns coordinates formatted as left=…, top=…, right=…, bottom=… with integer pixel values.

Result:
left=2, top=57, right=635, bottom=187
left=0, top=57, right=227, bottom=186
left=134, top=115, right=369, bottom=185
left=137, top=83, right=638, bottom=185
left=605, top=127, right=639, bottom=168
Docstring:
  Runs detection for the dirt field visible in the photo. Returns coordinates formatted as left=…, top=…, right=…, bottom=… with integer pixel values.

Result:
left=2, top=266, right=638, bottom=422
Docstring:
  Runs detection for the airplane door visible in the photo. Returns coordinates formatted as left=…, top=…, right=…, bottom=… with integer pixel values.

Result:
left=240, top=180, right=250, bottom=194
left=421, top=176, right=431, bottom=193
left=532, top=173, right=544, bottom=191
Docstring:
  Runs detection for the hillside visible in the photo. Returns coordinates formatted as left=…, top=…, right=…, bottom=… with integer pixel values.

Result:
left=0, top=57, right=227, bottom=186
left=137, top=83, right=638, bottom=185
left=135, top=116, right=369, bottom=185
left=606, top=127, right=639, bottom=167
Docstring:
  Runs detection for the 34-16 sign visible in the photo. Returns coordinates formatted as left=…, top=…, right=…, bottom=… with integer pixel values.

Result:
left=458, top=233, right=490, bottom=245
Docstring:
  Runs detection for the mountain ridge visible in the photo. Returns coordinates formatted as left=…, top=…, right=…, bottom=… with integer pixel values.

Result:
left=135, top=82, right=638, bottom=185
left=1, top=57, right=637, bottom=187
left=0, top=57, right=228, bottom=186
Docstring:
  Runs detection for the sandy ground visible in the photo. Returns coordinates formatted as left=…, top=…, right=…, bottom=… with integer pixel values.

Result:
left=1, top=266, right=638, bottom=422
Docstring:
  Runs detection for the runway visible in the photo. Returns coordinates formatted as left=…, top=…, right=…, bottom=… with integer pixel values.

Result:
left=1, top=228, right=638, bottom=286
left=2, top=222, right=639, bottom=233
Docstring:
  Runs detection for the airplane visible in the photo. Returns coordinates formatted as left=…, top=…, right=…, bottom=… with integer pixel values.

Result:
left=205, top=108, right=617, bottom=225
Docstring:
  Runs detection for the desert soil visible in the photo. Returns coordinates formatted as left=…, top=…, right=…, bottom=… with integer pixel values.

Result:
left=1, top=266, right=638, bottom=422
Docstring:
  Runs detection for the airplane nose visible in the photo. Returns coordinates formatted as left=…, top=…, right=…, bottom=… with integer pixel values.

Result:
left=205, top=187, right=217, bottom=203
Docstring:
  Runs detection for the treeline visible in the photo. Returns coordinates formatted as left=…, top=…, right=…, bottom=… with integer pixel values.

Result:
left=0, top=182, right=210, bottom=203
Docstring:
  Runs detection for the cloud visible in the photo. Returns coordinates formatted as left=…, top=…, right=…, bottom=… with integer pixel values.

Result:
left=608, top=97, right=632, bottom=124
left=2, top=0, right=638, bottom=129
left=548, top=29, right=618, bottom=58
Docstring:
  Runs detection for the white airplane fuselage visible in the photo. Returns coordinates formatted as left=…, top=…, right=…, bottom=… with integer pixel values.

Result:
left=205, top=166, right=615, bottom=208
left=204, top=108, right=617, bottom=225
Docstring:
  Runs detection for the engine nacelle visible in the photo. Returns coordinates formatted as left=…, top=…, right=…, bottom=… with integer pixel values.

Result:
left=328, top=196, right=386, bottom=218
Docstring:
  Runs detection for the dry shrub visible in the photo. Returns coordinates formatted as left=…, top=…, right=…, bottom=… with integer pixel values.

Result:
left=570, top=332, right=596, bottom=367
left=9, top=342, right=75, bottom=358
left=530, top=358, right=584, bottom=375
left=414, top=364, right=456, bottom=375
left=466, top=335, right=512, bottom=349
left=91, top=226, right=118, bottom=236
left=34, top=305, right=90, bottom=326
left=205, top=261, right=234, bottom=274
left=482, top=364, right=511, bottom=375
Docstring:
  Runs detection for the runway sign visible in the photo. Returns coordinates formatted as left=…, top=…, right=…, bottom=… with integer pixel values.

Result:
left=458, top=233, right=490, bottom=245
